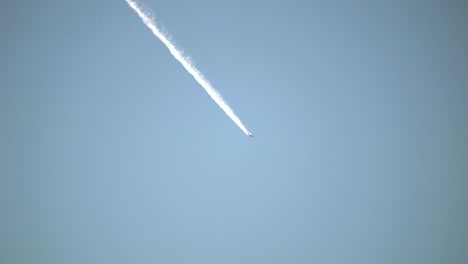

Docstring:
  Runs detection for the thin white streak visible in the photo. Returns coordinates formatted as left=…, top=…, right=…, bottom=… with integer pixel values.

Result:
left=126, top=0, right=251, bottom=136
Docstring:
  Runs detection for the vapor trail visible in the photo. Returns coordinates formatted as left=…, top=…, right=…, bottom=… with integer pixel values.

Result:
left=125, top=0, right=252, bottom=136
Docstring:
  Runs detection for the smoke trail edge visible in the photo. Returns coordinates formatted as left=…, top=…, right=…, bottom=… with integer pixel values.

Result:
left=125, top=0, right=252, bottom=136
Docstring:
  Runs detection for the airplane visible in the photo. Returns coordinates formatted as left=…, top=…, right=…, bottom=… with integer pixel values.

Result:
left=248, top=133, right=254, bottom=137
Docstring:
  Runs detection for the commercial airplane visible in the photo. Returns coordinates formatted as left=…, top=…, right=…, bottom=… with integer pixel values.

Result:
left=248, top=133, right=254, bottom=137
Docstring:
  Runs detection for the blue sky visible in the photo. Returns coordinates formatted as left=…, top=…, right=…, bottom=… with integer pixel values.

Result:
left=1, top=0, right=467, bottom=263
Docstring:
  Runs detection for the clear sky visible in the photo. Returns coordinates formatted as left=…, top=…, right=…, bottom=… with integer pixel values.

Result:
left=1, top=0, right=467, bottom=263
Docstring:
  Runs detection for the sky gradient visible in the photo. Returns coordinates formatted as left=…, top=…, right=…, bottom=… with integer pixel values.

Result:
left=1, top=0, right=467, bottom=263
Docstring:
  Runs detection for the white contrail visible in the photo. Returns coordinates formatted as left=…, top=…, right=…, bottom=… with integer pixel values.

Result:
left=125, top=0, right=252, bottom=136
